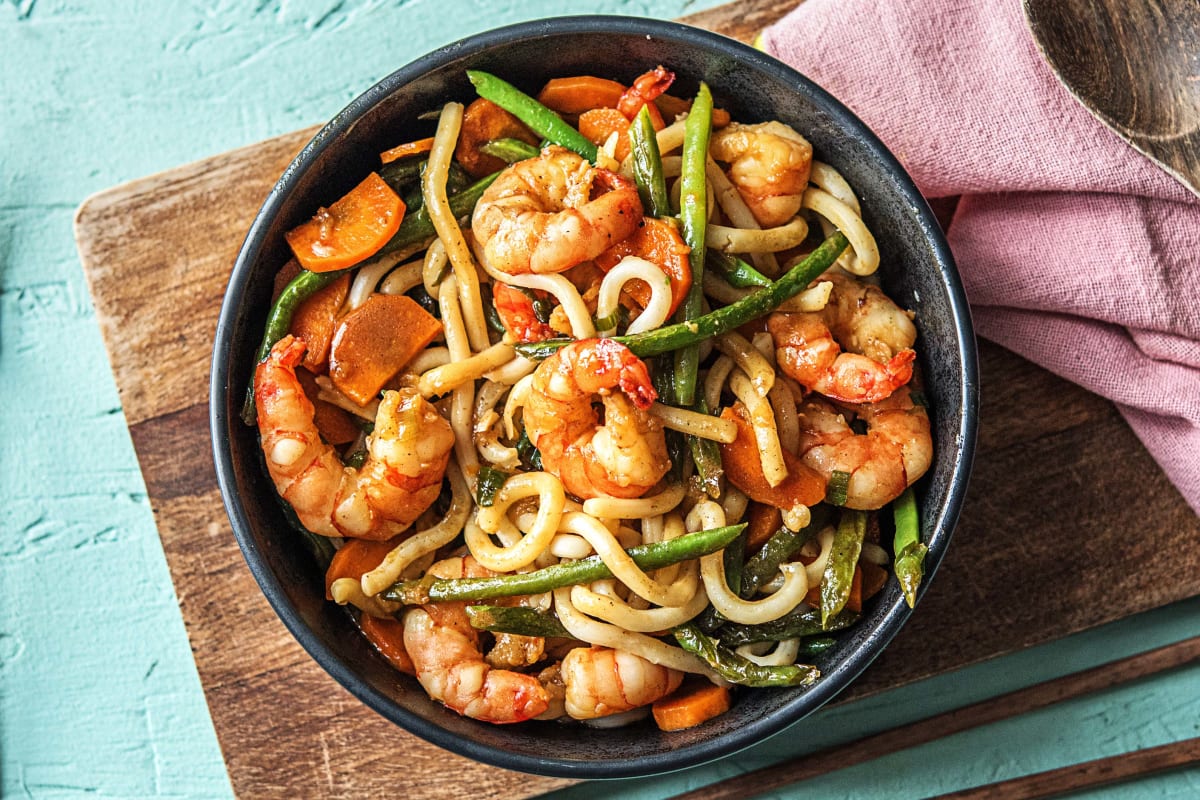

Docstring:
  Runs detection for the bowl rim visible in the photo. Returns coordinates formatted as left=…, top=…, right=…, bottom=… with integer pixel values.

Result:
left=211, top=13, right=979, bottom=779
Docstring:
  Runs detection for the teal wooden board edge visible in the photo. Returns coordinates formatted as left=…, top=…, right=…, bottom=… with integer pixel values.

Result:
left=2, top=2, right=1196, bottom=798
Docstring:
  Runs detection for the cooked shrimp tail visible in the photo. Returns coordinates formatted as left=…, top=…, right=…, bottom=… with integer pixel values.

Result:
left=404, top=556, right=551, bottom=724
left=472, top=147, right=643, bottom=275
left=255, top=335, right=455, bottom=540
left=768, top=273, right=917, bottom=404
left=561, top=645, right=684, bottom=720
left=523, top=338, right=669, bottom=499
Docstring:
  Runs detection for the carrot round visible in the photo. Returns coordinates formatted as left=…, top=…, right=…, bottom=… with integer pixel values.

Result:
left=287, top=272, right=350, bottom=371
left=593, top=216, right=692, bottom=317
left=285, top=172, right=405, bottom=273
left=328, top=293, right=443, bottom=406
left=324, top=537, right=403, bottom=600
left=652, top=679, right=732, bottom=731
left=359, top=614, right=416, bottom=675
left=379, top=137, right=435, bottom=164
left=455, top=97, right=540, bottom=178
left=536, top=75, right=627, bottom=115
left=720, top=403, right=826, bottom=510
left=578, top=107, right=633, bottom=161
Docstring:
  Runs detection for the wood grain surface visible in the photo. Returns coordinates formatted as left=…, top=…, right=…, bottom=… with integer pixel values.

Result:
left=74, top=0, right=1200, bottom=797
left=1023, top=0, right=1200, bottom=198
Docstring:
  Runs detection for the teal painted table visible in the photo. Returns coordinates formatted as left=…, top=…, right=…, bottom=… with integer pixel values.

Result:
left=3, top=2, right=1198, bottom=798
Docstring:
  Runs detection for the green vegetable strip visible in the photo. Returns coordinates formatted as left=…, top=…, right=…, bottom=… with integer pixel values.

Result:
left=467, top=70, right=598, bottom=163
left=893, top=487, right=927, bottom=608
left=479, top=137, right=540, bottom=164
left=718, top=608, right=859, bottom=646
left=465, top=605, right=571, bottom=638
left=474, top=466, right=510, bottom=507
left=707, top=249, right=772, bottom=289
left=825, top=469, right=851, bottom=506
left=674, top=624, right=820, bottom=687
left=672, top=82, right=713, bottom=407
left=513, top=231, right=850, bottom=361
left=384, top=523, right=745, bottom=604
left=376, top=171, right=499, bottom=258
left=630, top=105, right=671, bottom=218
left=378, top=156, right=427, bottom=191
left=740, top=505, right=831, bottom=599
left=687, top=398, right=723, bottom=499
left=821, top=510, right=866, bottom=628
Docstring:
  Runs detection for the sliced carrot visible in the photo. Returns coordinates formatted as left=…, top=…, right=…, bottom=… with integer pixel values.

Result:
left=652, top=678, right=732, bottom=731
left=379, top=137, right=435, bottom=164
left=287, top=272, right=350, bottom=371
left=720, top=403, right=826, bottom=510
left=593, top=216, right=692, bottom=317
left=578, top=107, right=633, bottom=162
left=294, top=366, right=362, bottom=446
left=744, top=502, right=783, bottom=553
left=285, top=172, right=405, bottom=273
left=537, top=75, right=627, bottom=115
left=456, top=97, right=540, bottom=178
left=328, top=293, right=443, bottom=406
left=652, top=93, right=731, bottom=127
left=359, top=614, right=416, bottom=675
left=805, top=565, right=863, bottom=612
left=324, top=536, right=403, bottom=600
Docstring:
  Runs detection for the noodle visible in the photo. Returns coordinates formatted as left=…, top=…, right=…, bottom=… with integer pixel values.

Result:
left=426, top=102, right=491, bottom=352
left=649, top=402, right=737, bottom=442
left=801, top=186, right=879, bottom=275
left=595, top=257, right=673, bottom=335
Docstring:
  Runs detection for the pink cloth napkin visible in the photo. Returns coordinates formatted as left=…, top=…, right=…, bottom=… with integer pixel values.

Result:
left=764, top=0, right=1200, bottom=514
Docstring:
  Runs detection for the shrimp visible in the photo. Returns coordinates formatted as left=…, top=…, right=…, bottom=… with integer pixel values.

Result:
left=709, top=121, right=813, bottom=228
left=616, top=66, right=674, bottom=124
left=561, top=646, right=684, bottom=720
left=523, top=338, right=669, bottom=499
left=492, top=282, right=557, bottom=343
left=471, top=146, right=643, bottom=275
left=795, top=384, right=932, bottom=510
left=255, top=335, right=454, bottom=540
left=768, top=273, right=917, bottom=404
left=403, top=556, right=551, bottom=724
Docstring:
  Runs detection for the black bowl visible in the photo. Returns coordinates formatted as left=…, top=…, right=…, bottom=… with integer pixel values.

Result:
left=211, top=15, right=978, bottom=778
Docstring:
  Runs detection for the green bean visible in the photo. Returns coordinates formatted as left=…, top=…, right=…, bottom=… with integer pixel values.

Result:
left=467, top=70, right=598, bottom=162
left=674, top=624, right=820, bottom=687
left=479, top=137, right=540, bottom=164
left=741, top=505, right=832, bottom=599
left=378, top=156, right=427, bottom=191
left=825, top=469, right=851, bottom=506
left=513, top=231, right=850, bottom=361
left=465, top=605, right=570, bottom=638
left=799, top=637, right=838, bottom=657
left=687, top=398, right=723, bottom=499
left=672, top=82, right=713, bottom=407
left=893, top=487, right=927, bottom=608
left=376, top=171, right=499, bottom=258
left=821, top=510, right=866, bottom=627
left=630, top=105, right=671, bottom=218
left=474, top=466, right=510, bottom=507
left=384, top=523, right=745, bottom=604
left=707, top=249, right=772, bottom=289
left=717, top=608, right=859, bottom=645
left=239, top=268, right=341, bottom=424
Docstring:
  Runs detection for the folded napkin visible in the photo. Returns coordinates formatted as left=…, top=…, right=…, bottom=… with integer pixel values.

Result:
left=764, top=0, right=1200, bottom=514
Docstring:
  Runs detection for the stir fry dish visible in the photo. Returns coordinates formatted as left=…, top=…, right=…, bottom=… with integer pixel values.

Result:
left=247, top=66, right=932, bottom=730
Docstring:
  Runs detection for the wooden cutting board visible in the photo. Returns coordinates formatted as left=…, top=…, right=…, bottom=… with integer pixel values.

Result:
left=74, top=0, right=1200, bottom=797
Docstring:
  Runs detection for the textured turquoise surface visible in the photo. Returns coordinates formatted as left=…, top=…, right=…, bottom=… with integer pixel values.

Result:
left=2, top=2, right=1196, bottom=798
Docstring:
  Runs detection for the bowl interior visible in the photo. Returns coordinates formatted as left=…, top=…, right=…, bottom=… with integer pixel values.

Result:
left=211, top=16, right=977, bottom=778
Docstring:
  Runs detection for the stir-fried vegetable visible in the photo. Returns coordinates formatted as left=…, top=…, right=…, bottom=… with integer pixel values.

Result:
left=385, top=523, right=746, bottom=604
left=674, top=624, right=820, bottom=687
